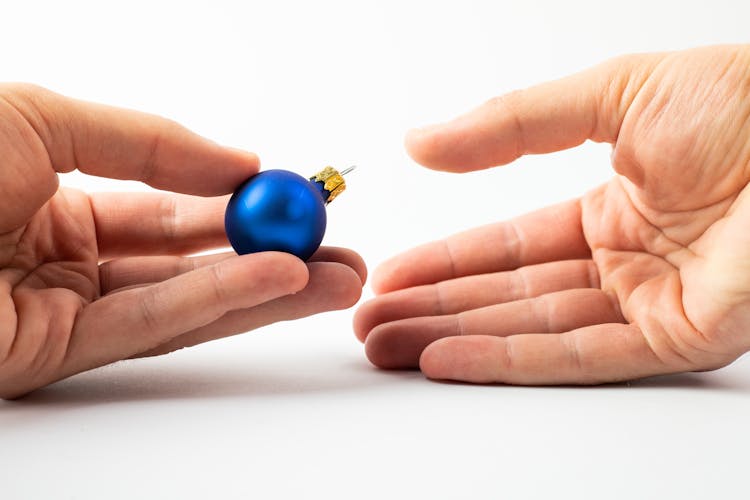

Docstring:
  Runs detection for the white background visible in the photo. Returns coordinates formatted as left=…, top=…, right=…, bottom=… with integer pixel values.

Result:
left=1, top=1, right=749, bottom=498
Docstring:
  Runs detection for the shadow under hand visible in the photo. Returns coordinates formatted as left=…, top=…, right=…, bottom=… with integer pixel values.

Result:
left=624, top=370, right=750, bottom=391
left=2, top=351, right=413, bottom=408
left=418, top=360, right=750, bottom=393
left=5, top=352, right=749, bottom=410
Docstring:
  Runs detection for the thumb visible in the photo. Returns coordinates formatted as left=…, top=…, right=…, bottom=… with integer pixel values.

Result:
left=405, top=53, right=662, bottom=172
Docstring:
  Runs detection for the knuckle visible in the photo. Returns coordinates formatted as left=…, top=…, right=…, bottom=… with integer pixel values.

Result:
left=533, top=295, right=554, bottom=332
left=0, top=82, right=58, bottom=126
left=513, top=266, right=532, bottom=299
left=562, top=333, right=585, bottom=373
left=487, top=92, right=525, bottom=157
left=139, top=118, right=183, bottom=184
left=140, top=131, right=162, bottom=183
left=138, top=287, right=163, bottom=333
left=208, top=263, right=227, bottom=305
left=502, top=220, right=524, bottom=270
left=0, top=82, right=69, bottom=169
left=158, top=195, right=179, bottom=242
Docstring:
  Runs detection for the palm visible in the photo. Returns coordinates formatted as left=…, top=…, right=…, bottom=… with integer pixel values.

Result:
left=356, top=45, right=750, bottom=384
left=587, top=47, right=750, bottom=364
left=1, top=189, right=99, bottom=388
left=581, top=179, right=743, bottom=371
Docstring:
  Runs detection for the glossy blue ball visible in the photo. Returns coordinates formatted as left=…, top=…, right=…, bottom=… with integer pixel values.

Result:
left=225, top=169, right=327, bottom=261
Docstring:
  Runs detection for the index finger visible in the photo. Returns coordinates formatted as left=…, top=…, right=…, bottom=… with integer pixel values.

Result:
left=405, top=53, right=662, bottom=172
left=0, top=83, right=258, bottom=231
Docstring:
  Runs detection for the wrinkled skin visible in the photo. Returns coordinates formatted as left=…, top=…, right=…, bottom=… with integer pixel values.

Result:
left=355, top=45, right=750, bottom=384
left=0, top=85, right=366, bottom=398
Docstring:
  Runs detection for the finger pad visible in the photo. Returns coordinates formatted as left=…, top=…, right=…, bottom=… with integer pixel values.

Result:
left=420, top=336, right=503, bottom=383
left=372, top=245, right=449, bottom=294
left=353, top=287, right=439, bottom=343
left=364, top=316, right=457, bottom=369
left=304, top=262, right=363, bottom=311
left=310, top=247, right=368, bottom=285
left=405, top=126, right=473, bottom=172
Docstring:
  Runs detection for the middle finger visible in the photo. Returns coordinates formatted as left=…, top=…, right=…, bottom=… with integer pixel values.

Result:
left=100, top=246, right=367, bottom=294
left=354, top=259, right=600, bottom=342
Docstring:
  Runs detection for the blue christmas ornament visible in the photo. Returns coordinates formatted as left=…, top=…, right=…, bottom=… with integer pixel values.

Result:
left=225, top=166, right=353, bottom=261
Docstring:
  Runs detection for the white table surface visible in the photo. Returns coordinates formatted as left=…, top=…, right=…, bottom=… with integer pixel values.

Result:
left=1, top=1, right=748, bottom=498
left=4, top=323, right=750, bottom=499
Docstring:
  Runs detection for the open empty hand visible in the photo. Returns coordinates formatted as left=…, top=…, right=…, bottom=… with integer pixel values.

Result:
left=355, top=45, right=750, bottom=384
left=0, top=85, right=365, bottom=398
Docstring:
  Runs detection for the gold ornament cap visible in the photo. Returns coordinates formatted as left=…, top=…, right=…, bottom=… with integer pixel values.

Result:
left=310, top=166, right=353, bottom=204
